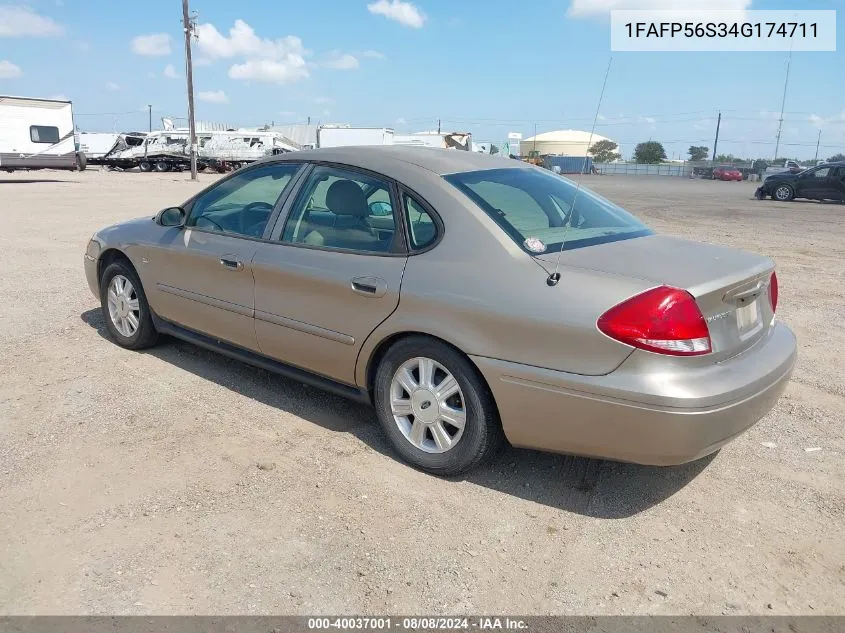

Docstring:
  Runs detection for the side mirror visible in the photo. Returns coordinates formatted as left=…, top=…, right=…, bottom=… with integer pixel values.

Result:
left=156, top=206, right=186, bottom=227
left=369, top=201, right=393, bottom=217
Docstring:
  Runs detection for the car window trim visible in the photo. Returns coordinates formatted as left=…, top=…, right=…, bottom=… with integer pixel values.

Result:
left=397, top=184, right=444, bottom=255
left=268, top=161, right=410, bottom=257
left=181, top=161, right=306, bottom=241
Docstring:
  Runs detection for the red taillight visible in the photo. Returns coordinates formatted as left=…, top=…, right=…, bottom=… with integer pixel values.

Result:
left=769, top=272, right=778, bottom=313
left=597, top=286, right=712, bottom=356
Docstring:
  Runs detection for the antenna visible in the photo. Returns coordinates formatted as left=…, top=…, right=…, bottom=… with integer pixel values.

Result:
left=773, top=43, right=793, bottom=162
left=546, top=56, right=613, bottom=287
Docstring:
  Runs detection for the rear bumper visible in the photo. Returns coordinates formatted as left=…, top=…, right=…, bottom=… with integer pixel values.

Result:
left=471, top=321, right=796, bottom=466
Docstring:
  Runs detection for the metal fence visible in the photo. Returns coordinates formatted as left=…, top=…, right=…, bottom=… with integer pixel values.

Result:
left=594, top=162, right=694, bottom=177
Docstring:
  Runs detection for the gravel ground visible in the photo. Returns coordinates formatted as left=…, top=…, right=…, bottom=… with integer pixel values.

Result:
left=0, top=168, right=842, bottom=615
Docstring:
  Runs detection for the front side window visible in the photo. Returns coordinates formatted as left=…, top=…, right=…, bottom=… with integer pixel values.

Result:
left=30, top=125, right=60, bottom=144
left=444, top=167, right=652, bottom=253
left=187, top=163, right=300, bottom=238
left=812, top=167, right=830, bottom=179
left=281, top=165, right=400, bottom=253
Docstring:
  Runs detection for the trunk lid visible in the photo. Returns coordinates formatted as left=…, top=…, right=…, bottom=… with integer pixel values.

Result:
left=535, top=234, right=776, bottom=361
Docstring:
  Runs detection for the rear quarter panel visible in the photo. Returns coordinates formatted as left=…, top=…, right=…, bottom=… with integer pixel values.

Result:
left=354, top=168, right=653, bottom=384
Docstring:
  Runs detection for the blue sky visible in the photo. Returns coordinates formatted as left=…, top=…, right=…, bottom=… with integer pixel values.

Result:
left=1, top=0, right=843, bottom=160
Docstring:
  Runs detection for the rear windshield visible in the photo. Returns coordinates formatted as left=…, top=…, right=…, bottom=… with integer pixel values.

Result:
left=443, top=167, right=652, bottom=253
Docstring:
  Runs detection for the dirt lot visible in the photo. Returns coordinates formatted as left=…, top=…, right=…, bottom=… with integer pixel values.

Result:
left=0, top=169, right=843, bottom=615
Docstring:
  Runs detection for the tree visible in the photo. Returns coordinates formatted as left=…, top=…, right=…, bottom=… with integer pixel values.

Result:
left=633, top=141, right=666, bottom=164
left=827, top=152, right=845, bottom=163
left=688, top=145, right=709, bottom=161
left=714, top=153, right=740, bottom=163
left=588, top=139, right=621, bottom=163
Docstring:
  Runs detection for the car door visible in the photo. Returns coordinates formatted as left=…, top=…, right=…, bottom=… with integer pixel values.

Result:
left=795, top=166, right=832, bottom=199
left=251, top=164, right=408, bottom=385
left=146, top=162, right=303, bottom=351
left=829, top=166, right=845, bottom=201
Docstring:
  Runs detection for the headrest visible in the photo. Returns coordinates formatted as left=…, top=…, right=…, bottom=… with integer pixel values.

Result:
left=326, top=179, right=369, bottom=217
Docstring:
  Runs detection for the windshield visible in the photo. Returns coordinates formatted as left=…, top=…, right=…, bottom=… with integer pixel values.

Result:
left=443, top=167, right=652, bottom=253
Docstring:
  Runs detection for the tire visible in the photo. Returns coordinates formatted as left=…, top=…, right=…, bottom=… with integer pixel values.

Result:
left=154, top=161, right=171, bottom=172
left=773, top=184, right=794, bottom=201
left=373, top=336, right=504, bottom=476
left=755, top=188, right=766, bottom=200
left=139, top=161, right=152, bottom=172
left=75, top=153, right=87, bottom=171
left=99, top=261, right=158, bottom=350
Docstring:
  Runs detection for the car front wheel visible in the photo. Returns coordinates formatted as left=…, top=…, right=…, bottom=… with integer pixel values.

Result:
left=774, top=184, right=794, bottom=201
left=99, top=261, right=158, bottom=350
left=374, top=337, right=504, bottom=476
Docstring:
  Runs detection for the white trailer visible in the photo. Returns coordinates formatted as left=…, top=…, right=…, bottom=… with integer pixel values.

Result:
left=394, top=132, right=471, bottom=151
left=0, top=95, right=83, bottom=171
left=78, top=132, right=120, bottom=160
left=317, top=126, right=394, bottom=148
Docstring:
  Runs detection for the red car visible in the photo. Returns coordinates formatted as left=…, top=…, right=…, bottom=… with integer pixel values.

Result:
left=712, top=165, right=743, bottom=181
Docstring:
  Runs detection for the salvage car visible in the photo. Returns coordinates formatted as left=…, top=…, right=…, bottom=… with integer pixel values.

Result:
left=755, top=161, right=845, bottom=202
left=85, top=147, right=797, bottom=475
left=712, top=164, right=743, bottom=181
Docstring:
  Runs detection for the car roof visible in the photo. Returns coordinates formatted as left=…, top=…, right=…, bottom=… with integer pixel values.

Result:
left=263, top=145, right=530, bottom=176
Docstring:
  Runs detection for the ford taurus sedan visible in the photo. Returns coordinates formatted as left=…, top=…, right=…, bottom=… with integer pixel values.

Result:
left=84, top=146, right=797, bottom=475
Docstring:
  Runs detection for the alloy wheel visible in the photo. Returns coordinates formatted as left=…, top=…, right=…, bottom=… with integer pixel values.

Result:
left=390, top=357, right=467, bottom=454
left=107, top=274, right=140, bottom=338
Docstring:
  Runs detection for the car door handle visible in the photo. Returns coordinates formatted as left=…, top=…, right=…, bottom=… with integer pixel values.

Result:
left=351, top=276, right=388, bottom=298
left=219, top=257, right=243, bottom=271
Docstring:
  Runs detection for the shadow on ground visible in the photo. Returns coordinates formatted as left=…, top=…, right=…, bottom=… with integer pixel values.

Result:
left=0, top=179, right=73, bottom=184
left=81, top=307, right=714, bottom=519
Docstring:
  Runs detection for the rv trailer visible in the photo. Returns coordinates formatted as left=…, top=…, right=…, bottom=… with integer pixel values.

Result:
left=0, top=95, right=85, bottom=171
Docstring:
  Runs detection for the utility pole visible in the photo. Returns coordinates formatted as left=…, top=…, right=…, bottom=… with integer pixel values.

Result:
left=711, top=111, right=721, bottom=166
left=773, top=47, right=792, bottom=162
left=181, top=0, right=198, bottom=180
left=148, top=104, right=152, bottom=132
left=813, top=128, right=821, bottom=163
left=437, top=118, right=441, bottom=134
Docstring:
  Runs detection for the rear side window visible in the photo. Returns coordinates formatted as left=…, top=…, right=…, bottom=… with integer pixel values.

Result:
left=444, top=167, right=652, bottom=253
left=404, top=195, right=438, bottom=250
left=30, top=126, right=60, bottom=144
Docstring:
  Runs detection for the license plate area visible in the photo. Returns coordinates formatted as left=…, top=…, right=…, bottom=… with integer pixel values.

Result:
left=735, top=299, right=761, bottom=336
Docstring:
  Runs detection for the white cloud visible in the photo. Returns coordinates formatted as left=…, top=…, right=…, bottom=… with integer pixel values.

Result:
left=322, top=108, right=331, bottom=117
left=131, top=33, right=172, bottom=57
left=106, top=81, right=120, bottom=91
left=693, top=117, right=712, bottom=130
left=360, top=50, right=385, bottom=59
left=367, top=0, right=426, bottom=28
left=279, top=110, right=297, bottom=117
left=196, top=20, right=311, bottom=85
left=49, top=94, right=68, bottom=101
left=568, top=0, right=751, bottom=16
left=321, top=51, right=359, bottom=70
left=76, top=40, right=89, bottom=52
left=229, top=58, right=309, bottom=84
left=315, top=96, right=332, bottom=105
left=639, top=116, right=656, bottom=125
left=194, top=57, right=213, bottom=67
left=396, top=117, right=407, bottom=125
left=198, top=90, right=228, bottom=104
left=163, top=63, right=180, bottom=79
left=596, top=113, right=606, bottom=121
left=146, top=71, right=156, bottom=79
left=0, top=59, right=22, bottom=78
left=808, top=111, right=845, bottom=128
left=0, top=6, right=64, bottom=37
left=447, top=17, right=462, bottom=28
left=196, top=20, right=308, bottom=61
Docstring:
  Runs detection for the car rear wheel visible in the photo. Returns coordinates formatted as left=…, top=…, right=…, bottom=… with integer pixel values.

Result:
left=774, top=184, right=794, bottom=201
left=154, top=162, right=171, bottom=172
left=374, top=337, right=504, bottom=476
left=99, top=261, right=158, bottom=350
left=139, top=161, right=152, bottom=172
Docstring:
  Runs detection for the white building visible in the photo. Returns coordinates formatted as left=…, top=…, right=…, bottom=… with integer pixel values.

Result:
left=520, top=129, right=618, bottom=157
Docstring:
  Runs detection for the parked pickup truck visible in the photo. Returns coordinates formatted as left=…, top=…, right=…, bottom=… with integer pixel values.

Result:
left=765, top=160, right=803, bottom=175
